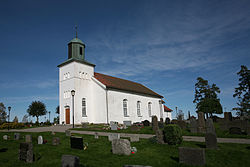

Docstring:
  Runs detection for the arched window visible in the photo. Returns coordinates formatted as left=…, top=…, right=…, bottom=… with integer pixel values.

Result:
left=148, top=102, right=152, bottom=117
left=123, top=99, right=128, bottom=117
left=82, top=98, right=87, bottom=117
left=137, top=101, right=141, bottom=116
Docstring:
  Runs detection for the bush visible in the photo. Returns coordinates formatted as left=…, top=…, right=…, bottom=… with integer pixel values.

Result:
left=142, top=120, right=150, bottom=126
left=163, top=124, right=183, bottom=145
left=0, top=122, right=25, bottom=129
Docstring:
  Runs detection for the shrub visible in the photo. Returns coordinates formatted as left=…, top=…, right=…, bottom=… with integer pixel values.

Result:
left=163, top=124, right=183, bottom=145
left=0, top=122, right=25, bottom=129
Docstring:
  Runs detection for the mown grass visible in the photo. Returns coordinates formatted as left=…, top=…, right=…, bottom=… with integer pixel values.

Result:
left=0, top=132, right=250, bottom=167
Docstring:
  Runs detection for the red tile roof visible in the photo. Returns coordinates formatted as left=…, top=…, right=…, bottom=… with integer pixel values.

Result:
left=164, top=105, right=172, bottom=112
left=94, top=72, right=163, bottom=98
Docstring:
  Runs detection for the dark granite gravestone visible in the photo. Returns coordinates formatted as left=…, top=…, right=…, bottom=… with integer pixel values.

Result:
left=19, top=142, right=33, bottom=163
left=205, top=133, right=217, bottom=149
left=206, top=118, right=216, bottom=134
left=61, top=155, right=80, bottom=167
left=179, top=147, right=205, bottom=166
left=14, top=133, right=20, bottom=140
left=224, top=112, right=232, bottom=121
left=112, top=139, right=131, bottom=155
left=65, top=130, right=71, bottom=137
left=229, top=127, right=242, bottom=135
left=142, top=120, right=150, bottom=126
left=198, top=112, right=206, bottom=133
left=25, top=135, right=32, bottom=143
left=189, top=118, right=198, bottom=133
left=152, top=116, right=159, bottom=132
left=155, top=129, right=164, bottom=144
left=165, top=117, right=171, bottom=125
left=70, top=136, right=83, bottom=150
left=52, top=137, right=60, bottom=145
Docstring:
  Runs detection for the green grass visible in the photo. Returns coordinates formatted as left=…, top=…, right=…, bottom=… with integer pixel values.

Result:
left=0, top=132, right=250, bottom=167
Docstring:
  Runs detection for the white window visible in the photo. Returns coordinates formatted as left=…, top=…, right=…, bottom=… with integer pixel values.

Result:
left=137, top=101, right=141, bottom=116
left=79, top=72, right=82, bottom=78
left=123, top=99, right=128, bottom=117
left=63, top=74, right=66, bottom=80
left=68, top=72, right=70, bottom=78
left=148, top=102, right=152, bottom=117
left=82, top=98, right=87, bottom=117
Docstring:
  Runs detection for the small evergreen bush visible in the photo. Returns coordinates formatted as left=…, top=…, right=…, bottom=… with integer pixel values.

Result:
left=164, top=124, right=183, bottom=145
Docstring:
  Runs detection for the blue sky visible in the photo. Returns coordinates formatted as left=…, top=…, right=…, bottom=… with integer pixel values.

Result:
left=0, top=0, right=249, bottom=122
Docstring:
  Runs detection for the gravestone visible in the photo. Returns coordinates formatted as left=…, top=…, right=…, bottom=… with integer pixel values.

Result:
left=70, top=136, right=83, bottom=150
left=205, top=133, right=217, bottom=149
left=155, top=129, right=164, bottom=144
left=142, top=120, right=150, bottom=126
left=65, top=130, right=71, bottom=137
left=160, top=118, right=164, bottom=123
left=19, top=142, right=33, bottom=163
left=130, top=135, right=139, bottom=142
left=197, top=112, right=206, bottom=133
left=177, top=120, right=187, bottom=129
left=25, top=135, right=32, bottom=143
left=224, top=112, right=232, bottom=121
left=111, top=124, right=118, bottom=130
left=81, top=122, right=89, bottom=128
left=123, top=121, right=132, bottom=127
left=94, top=132, right=99, bottom=139
left=14, top=133, right=20, bottom=140
left=38, top=136, right=43, bottom=145
left=206, top=118, right=215, bottom=134
left=112, top=139, right=131, bottom=155
left=189, top=118, right=198, bottom=133
left=61, top=155, right=80, bottom=167
left=108, top=133, right=120, bottom=141
left=229, top=127, right=242, bottom=135
left=158, top=121, right=164, bottom=129
left=51, top=131, right=56, bottom=135
left=165, top=117, right=171, bottom=125
left=179, top=147, right=205, bottom=166
left=52, top=137, right=60, bottom=145
left=152, top=116, right=159, bottom=132
left=3, top=135, right=8, bottom=140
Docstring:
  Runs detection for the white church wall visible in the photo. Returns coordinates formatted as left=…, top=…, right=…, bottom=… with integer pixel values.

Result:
left=163, top=111, right=172, bottom=121
left=107, top=89, right=162, bottom=124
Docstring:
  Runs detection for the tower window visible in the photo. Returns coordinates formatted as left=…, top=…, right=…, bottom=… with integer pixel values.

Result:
left=82, top=98, right=87, bottom=117
left=80, top=47, right=83, bottom=55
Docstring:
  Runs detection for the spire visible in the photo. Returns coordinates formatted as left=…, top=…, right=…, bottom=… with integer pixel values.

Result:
left=75, top=25, right=78, bottom=38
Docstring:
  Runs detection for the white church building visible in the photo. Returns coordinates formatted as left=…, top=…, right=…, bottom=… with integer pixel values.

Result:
left=58, top=36, right=172, bottom=125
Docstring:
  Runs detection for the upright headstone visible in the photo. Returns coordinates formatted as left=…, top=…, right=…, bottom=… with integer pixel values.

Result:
left=112, top=139, right=131, bottom=155
left=108, top=133, right=120, bottom=141
left=197, top=112, right=206, bottom=133
left=205, top=133, right=217, bottom=149
left=123, top=121, right=132, bottom=127
left=19, top=142, right=33, bottom=163
left=160, top=118, right=164, bottom=123
left=65, top=130, right=71, bottom=137
left=14, top=133, right=20, bottom=140
left=52, top=137, right=60, bottom=145
left=155, top=129, right=164, bottom=144
left=70, top=136, right=83, bottom=150
left=81, top=122, right=89, bottom=128
left=152, top=116, right=159, bottom=132
left=229, top=127, right=242, bottom=135
left=190, top=118, right=198, bottom=133
left=38, top=136, right=43, bottom=145
left=61, top=155, right=80, bottom=167
left=206, top=118, right=215, bottom=134
left=94, top=132, right=99, bottom=139
left=179, top=147, right=205, bottom=166
left=130, top=135, right=139, bottom=142
left=111, top=124, right=118, bottom=130
left=224, top=112, right=232, bottom=121
left=158, top=121, right=164, bottom=129
left=51, top=131, right=56, bottom=135
left=25, top=135, right=32, bottom=143
left=3, top=135, right=8, bottom=140
left=165, top=117, right=171, bottom=125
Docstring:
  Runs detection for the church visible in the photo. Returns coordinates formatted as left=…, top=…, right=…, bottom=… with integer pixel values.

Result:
left=58, top=36, right=172, bottom=125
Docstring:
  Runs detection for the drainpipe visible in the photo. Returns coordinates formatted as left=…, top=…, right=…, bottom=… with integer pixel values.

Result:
left=106, top=90, right=109, bottom=124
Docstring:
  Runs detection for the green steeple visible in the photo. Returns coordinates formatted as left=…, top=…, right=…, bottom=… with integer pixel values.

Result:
left=68, top=37, right=85, bottom=60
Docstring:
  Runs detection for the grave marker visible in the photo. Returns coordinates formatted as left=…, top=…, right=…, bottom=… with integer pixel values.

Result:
left=130, top=135, right=139, bottom=142
left=152, top=116, right=159, bottom=132
left=70, top=136, right=83, bottom=150
left=197, top=112, right=206, bottom=133
left=25, top=135, right=32, bottom=143
left=61, top=155, right=80, bottom=167
left=179, top=147, right=205, bottom=166
left=3, top=135, right=8, bottom=140
left=123, top=121, right=132, bottom=126
left=65, top=130, right=71, bottom=137
left=38, top=136, right=43, bottom=145
left=112, top=139, right=131, bottom=155
left=52, top=137, right=60, bottom=145
left=14, top=133, right=20, bottom=140
left=19, top=142, right=33, bottom=163
left=205, top=133, right=217, bottom=149
left=108, top=133, right=120, bottom=141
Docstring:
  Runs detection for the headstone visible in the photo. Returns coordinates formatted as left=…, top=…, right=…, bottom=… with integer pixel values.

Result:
left=224, top=112, right=232, bottom=121
left=158, top=121, right=164, bottom=129
left=65, top=130, right=71, bottom=137
left=130, top=125, right=139, bottom=131
left=3, top=135, right=8, bottom=140
left=25, top=135, right=32, bottom=143
left=165, top=117, right=171, bottom=125
left=61, top=155, right=80, bottom=167
left=160, top=118, right=164, bottom=123
left=152, top=116, right=159, bottom=132
left=189, top=118, right=198, bottom=133
left=206, top=118, right=215, bottom=134
left=112, top=139, right=131, bottom=155
left=111, top=124, right=118, bottom=130
left=38, top=136, right=43, bottom=144
left=51, top=131, right=56, bottom=135
left=19, top=142, right=33, bottom=163
left=142, top=120, right=150, bottom=126
left=205, top=133, right=217, bottom=149
left=70, top=136, right=83, bottom=150
left=108, top=133, right=120, bottom=141
left=94, top=132, right=99, bottom=139
left=81, top=122, right=89, bottom=128
left=123, top=121, right=132, bottom=126
left=177, top=120, right=187, bottom=129
left=155, top=129, right=164, bottom=144
left=197, top=112, right=206, bottom=133
left=179, top=147, right=205, bottom=166
left=130, top=135, right=139, bottom=142
left=14, top=133, right=20, bottom=140
left=229, top=127, right=242, bottom=135
left=52, top=137, right=60, bottom=145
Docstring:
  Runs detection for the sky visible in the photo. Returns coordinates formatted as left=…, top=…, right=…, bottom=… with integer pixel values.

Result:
left=0, top=0, right=249, bottom=122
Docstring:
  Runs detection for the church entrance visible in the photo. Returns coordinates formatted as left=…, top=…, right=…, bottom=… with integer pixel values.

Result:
left=65, top=108, right=70, bottom=124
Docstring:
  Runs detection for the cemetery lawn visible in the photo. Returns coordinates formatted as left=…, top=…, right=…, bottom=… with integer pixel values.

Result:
left=1, top=132, right=250, bottom=167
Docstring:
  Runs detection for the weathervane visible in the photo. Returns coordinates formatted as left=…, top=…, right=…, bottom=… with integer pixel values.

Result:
left=75, top=25, right=78, bottom=38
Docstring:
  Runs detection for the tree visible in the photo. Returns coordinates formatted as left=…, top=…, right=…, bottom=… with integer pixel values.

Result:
left=193, top=77, right=222, bottom=118
left=233, top=65, right=250, bottom=116
left=22, top=114, right=28, bottom=123
left=56, top=105, right=59, bottom=114
left=13, top=116, right=18, bottom=123
left=27, top=101, right=47, bottom=123
left=0, top=102, right=7, bottom=124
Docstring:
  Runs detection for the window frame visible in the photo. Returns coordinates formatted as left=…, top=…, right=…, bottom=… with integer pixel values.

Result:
left=82, top=98, right=87, bottom=117
left=123, top=99, right=129, bottom=117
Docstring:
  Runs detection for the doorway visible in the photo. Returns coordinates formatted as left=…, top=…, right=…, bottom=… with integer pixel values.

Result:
left=65, top=108, right=70, bottom=124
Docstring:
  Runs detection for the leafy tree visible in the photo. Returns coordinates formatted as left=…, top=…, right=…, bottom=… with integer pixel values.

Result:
left=193, top=77, right=222, bottom=118
left=27, top=101, right=47, bottom=123
left=233, top=65, right=250, bottom=116
left=13, top=116, right=18, bottom=123
left=56, top=105, right=59, bottom=114
left=0, top=102, right=7, bottom=124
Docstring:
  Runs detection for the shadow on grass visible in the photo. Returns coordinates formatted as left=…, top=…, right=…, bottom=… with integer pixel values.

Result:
left=0, top=148, right=8, bottom=152
left=196, top=143, right=206, bottom=148
left=170, top=156, right=179, bottom=163
left=246, top=146, right=250, bottom=150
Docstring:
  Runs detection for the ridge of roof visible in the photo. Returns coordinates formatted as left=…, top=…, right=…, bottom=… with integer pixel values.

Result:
left=57, top=58, right=95, bottom=68
left=94, top=72, right=163, bottom=98
left=164, top=105, right=172, bottom=112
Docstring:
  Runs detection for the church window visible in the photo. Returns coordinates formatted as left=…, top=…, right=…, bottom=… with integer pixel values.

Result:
left=68, top=72, right=70, bottom=78
left=123, top=99, right=128, bottom=117
left=79, top=72, right=82, bottom=78
left=148, top=102, right=152, bottom=117
left=80, top=47, right=83, bottom=55
left=82, top=98, right=87, bottom=117
left=137, top=101, right=141, bottom=116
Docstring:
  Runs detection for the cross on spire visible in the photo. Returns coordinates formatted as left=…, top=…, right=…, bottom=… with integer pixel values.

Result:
left=75, top=25, right=78, bottom=38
